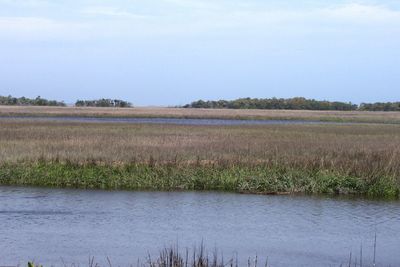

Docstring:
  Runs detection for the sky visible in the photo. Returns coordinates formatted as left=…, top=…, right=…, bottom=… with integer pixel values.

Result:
left=0, top=0, right=399, bottom=106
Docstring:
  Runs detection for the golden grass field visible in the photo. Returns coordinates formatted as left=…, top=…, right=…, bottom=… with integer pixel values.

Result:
left=1, top=106, right=400, bottom=196
left=1, top=119, right=399, bottom=180
left=1, top=105, right=400, bottom=123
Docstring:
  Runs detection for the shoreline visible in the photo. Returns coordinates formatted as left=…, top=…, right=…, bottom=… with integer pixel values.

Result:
left=1, top=161, right=398, bottom=198
left=0, top=115, right=365, bottom=126
left=1, top=106, right=400, bottom=124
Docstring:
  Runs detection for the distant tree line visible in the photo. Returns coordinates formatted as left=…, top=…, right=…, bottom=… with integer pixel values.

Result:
left=0, top=95, right=132, bottom=108
left=359, top=102, right=400, bottom=111
left=184, top=97, right=400, bottom=111
left=75, top=99, right=132, bottom=108
left=0, top=95, right=66, bottom=106
left=2, top=94, right=400, bottom=111
left=183, top=97, right=359, bottom=111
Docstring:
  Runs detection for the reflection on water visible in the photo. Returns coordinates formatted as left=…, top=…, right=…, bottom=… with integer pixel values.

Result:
left=0, top=187, right=399, bottom=267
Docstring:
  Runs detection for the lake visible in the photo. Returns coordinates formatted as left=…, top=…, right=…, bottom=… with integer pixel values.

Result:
left=0, top=187, right=399, bottom=267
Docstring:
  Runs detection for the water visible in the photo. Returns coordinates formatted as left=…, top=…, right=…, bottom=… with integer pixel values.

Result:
left=0, top=116, right=349, bottom=126
left=0, top=187, right=399, bottom=267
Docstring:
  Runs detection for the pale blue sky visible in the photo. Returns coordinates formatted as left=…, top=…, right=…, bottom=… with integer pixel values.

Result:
left=0, top=0, right=399, bottom=106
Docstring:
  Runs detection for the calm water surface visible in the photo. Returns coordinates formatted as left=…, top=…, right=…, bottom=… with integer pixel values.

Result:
left=0, top=187, right=399, bottom=267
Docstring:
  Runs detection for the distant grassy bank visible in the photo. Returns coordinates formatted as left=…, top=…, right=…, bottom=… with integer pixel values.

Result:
left=2, top=106, right=400, bottom=124
left=0, top=120, right=399, bottom=197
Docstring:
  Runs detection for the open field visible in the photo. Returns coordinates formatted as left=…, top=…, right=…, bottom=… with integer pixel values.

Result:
left=0, top=119, right=399, bottom=196
left=1, top=105, right=400, bottom=124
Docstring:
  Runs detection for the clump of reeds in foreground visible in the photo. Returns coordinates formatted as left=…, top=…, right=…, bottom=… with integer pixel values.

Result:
left=145, top=245, right=246, bottom=267
left=26, top=236, right=381, bottom=267
left=26, top=244, right=263, bottom=267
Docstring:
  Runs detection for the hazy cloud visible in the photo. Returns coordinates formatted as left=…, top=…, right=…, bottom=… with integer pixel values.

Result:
left=0, top=0, right=49, bottom=8
left=81, top=6, right=152, bottom=19
left=0, top=17, right=92, bottom=41
left=0, top=2, right=399, bottom=40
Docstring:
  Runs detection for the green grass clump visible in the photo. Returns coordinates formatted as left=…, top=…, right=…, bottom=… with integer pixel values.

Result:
left=28, top=262, right=43, bottom=267
left=0, top=161, right=398, bottom=198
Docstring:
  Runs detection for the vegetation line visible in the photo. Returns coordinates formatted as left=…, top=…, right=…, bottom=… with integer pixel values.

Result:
left=0, top=95, right=66, bottom=106
left=25, top=241, right=380, bottom=267
left=0, top=95, right=131, bottom=108
left=1, top=121, right=399, bottom=198
left=2, top=106, right=400, bottom=124
left=0, top=161, right=398, bottom=198
left=184, top=97, right=400, bottom=111
left=2, top=95, right=400, bottom=111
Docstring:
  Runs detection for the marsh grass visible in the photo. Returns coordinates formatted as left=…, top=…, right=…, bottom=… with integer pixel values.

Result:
left=0, top=161, right=397, bottom=197
left=0, top=120, right=399, bottom=197
left=146, top=244, right=235, bottom=267
left=28, top=239, right=379, bottom=267
left=2, top=106, right=400, bottom=124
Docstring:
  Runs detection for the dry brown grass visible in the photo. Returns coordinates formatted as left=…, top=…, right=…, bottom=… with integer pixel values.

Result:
left=1, top=119, right=399, bottom=179
left=1, top=105, right=400, bottom=123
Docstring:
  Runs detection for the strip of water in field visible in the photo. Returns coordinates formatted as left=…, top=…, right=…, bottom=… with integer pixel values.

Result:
left=0, top=116, right=354, bottom=126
